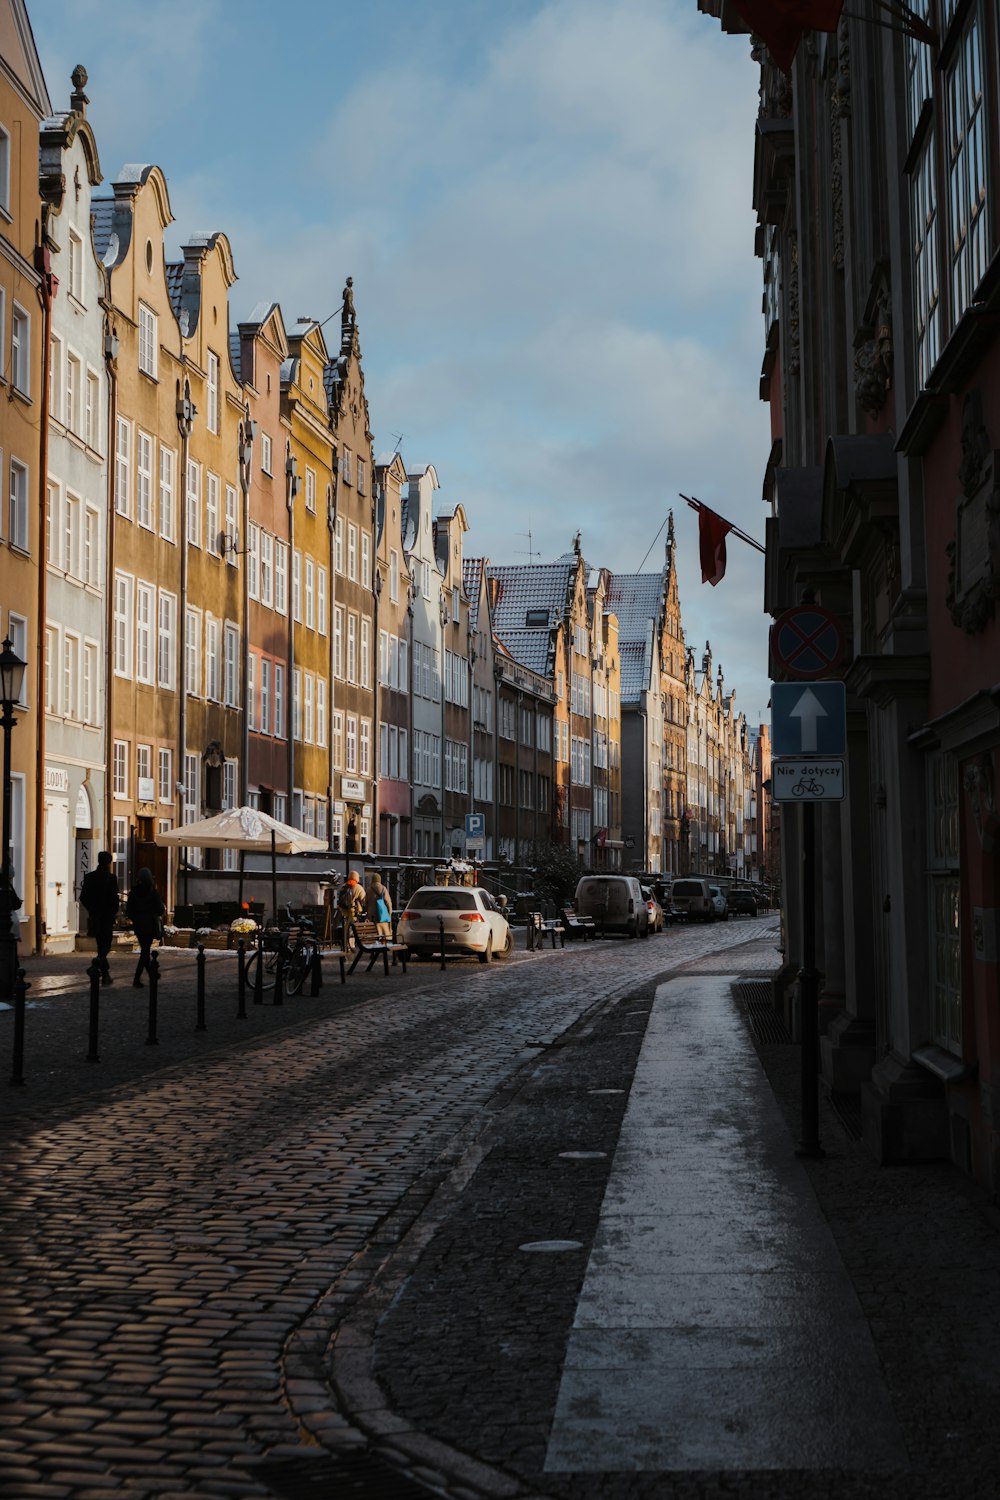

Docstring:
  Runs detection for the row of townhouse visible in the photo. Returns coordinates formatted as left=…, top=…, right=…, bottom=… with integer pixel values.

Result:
left=700, top=1, right=1000, bottom=1192
left=1, top=8, right=768, bottom=954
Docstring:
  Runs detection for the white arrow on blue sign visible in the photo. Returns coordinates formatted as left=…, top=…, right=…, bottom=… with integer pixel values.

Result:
left=771, top=681, right=846, bottom=757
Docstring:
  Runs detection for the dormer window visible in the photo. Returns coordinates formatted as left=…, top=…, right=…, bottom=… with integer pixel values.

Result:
left=525, top=608, right=548, bottom=627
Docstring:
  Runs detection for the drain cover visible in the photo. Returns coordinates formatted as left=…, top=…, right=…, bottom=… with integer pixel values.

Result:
left=254, top=1448, right=440, bottom=1498
left=558, top=1151, right=607, bottom=1160
left=519, top=1239, right=584, bottom=1253
left=589, top=1088, right=624, bottom=1095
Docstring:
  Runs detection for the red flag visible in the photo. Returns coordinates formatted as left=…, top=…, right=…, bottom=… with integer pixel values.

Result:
left=730, top=0, right=844, bottom=72
left=698, top=504, right=732, bottom=587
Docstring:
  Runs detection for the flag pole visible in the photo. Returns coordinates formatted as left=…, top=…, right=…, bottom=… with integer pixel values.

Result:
left=680, top=494, right=766, bottom=555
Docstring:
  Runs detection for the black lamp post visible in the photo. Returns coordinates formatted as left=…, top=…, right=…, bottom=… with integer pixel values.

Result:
left=0, top=636, right=27, bottom=1000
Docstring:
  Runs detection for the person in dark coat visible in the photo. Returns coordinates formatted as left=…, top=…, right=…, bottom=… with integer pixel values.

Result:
left=79, top=851, right=120, bottom=983
left=125, top=867, right=165, bottom=989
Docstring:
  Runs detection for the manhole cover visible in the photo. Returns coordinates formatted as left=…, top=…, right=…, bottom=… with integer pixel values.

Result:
left=519, top=1239, right=584, bottom=1253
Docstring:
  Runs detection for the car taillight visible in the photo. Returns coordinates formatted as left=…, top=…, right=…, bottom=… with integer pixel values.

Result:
left=400, top=911, right=418, bottom=921
left=461, top=912, right=485, bottom=922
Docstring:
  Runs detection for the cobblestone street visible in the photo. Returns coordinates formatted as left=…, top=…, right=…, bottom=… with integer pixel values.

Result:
left=4, top=918, right=1000, bottom=1500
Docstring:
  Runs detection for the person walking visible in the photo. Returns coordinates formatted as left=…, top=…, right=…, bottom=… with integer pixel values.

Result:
left=336, top=869, right=366, bottom=949
left=79, top=851, right=120, bottom=984
left=366, top=874, right=393, bottom=939
left=125, top=867, right=165, bottom=989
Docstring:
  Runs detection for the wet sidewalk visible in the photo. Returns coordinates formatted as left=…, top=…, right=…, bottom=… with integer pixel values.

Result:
left=544, top=974, right=905, bottom=1472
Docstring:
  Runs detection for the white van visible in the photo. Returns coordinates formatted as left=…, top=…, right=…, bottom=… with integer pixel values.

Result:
left=670, top=876, right=714, bottom=921
left=574, top=875, right=649, bottom=938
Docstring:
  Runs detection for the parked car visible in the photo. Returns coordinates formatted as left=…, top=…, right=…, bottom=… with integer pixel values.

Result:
left=398, top=885, right=513, bottom=963
left=670, top=876, right=714, bottom=921
left=641, top=885, right=665, bottom=933
left=727, top=886, right=758, bottom=918
left=574, top=875, right=649, bottom=938
left=708, top=884, right=729, bottom=920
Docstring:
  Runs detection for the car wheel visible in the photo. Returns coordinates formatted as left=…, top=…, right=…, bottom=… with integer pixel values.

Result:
left=501, top=929, right=513, bottom=957
left=479, top=934, right=493, bottom=965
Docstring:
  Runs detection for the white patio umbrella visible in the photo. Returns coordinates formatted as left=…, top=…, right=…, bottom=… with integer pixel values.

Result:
left=155, top=806, right=329, bottom=922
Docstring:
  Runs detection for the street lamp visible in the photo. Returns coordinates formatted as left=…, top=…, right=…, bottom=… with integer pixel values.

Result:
left=0, top=636, right=27, bottom=997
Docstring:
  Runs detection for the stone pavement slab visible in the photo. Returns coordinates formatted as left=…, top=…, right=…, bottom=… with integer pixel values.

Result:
left=544, top=975, right=907, bottom=1473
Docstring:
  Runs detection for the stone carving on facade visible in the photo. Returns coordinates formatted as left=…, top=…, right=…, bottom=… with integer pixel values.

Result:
left=946, top=389, right=1000, bottom=633
left=963, top=753, right=998, bottom=855
left=754, top=40, right=792, bottom=119
left=787, top=233, right=800, bottom=376
left=854, top=286, right=893, bottom=415
left=829, top=20, right=851, bottom=271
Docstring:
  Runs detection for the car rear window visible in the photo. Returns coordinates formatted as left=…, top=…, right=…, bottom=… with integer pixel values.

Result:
left=407, top=890, right=477, bottom=911
left=672, top=880, right=704, bottom=897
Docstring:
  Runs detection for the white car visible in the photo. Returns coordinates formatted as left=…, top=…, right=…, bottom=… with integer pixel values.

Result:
left=398, top=885, right=513, bottom=963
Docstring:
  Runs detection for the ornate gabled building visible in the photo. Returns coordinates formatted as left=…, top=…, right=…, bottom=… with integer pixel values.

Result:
left=374, top=450, right=412, bottom=856
left=325, top=282, right=377, bottom=857
left=38, top=66, right=107, bottom=951
left=463, top=555, right=498, bottom=860
left=402, top=463, right=445, bottom=858
left=435, top=501, right=472, bottom=856
left=684, top=641, right=750, bottom=878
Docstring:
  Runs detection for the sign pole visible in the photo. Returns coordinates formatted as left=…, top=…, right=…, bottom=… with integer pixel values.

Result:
left=797, top=800, right=824, bottom=1159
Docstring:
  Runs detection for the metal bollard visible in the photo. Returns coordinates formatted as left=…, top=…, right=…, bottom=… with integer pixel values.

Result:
left=274, top=948, right=284, bottom=1006
left=87, top=958, right=101, bottom=1063
left=196, top=944, right=207, bottom=1031
left=236, top=938, right=247, bottom=1018
left=310, top=946, right=322, bottom=995
left=146, top=949, right=159, bottom=1045
left=10, top=967, right=27, bottom=1085
left=438, top=916, right=446, bottom=971
left=254, top=932, right=264, bottom=1005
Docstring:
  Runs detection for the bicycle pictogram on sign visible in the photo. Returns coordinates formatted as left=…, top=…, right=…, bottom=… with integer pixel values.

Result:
left=770, top=604, right=845, bottom=681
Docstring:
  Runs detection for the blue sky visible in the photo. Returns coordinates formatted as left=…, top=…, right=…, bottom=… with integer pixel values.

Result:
left=37, top=0, right=773, bottom=721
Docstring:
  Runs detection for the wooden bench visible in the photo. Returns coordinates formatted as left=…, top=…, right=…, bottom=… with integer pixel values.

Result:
left=562, top=909, right=597, bottom=940
left=348, top=919, right=409, bottom=975
left=527, top=912, right=565, bottom=950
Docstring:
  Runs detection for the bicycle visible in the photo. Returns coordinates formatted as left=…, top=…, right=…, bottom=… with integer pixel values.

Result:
left=241, top=905, right=318, bottom=996
left=792, top=776, right=824, bottom=796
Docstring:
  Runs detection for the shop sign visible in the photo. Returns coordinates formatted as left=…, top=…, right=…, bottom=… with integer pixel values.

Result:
left=341, top=777, right=366, bottom=801
left=45, top=766, right=70, bottom=794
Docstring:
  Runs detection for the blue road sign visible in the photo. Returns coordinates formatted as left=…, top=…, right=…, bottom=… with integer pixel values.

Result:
left=465, top=812, right=485, bottom=838
left=771, top=681, right=846, bottom=757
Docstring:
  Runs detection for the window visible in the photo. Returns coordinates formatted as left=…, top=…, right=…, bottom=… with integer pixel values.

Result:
left=332, top=710, right=343, bottom=770
left=360, top=617, right=371, bottom=688
left=346, top=714, right=358, bottom=772
left=186, top=607, right=201, bottom=697
left=45, top=625, right=58, bottom=713
left=259, top=658, right=270, bottom=735
left=0, top=125, right=9, bottom=212
left=183, top=751, right=200, bottom=835
left=928, top=751, right=961, bottom=1053
left=113, top=571, right=133, bottom=677
left=292, top=669, right=302, bottom=741
left=138, top=303, right=157, bottom=378
left=158, top=747, right=172, bottom=804
left=274, top=663, right=285, bottom=739
left=945, top=9, right=987, bottom=324
left=159, top=445, right=176, bottom=541
left=157, top=590, right=176, bottom=688
left=6, top=614, right=27, bottom=704
left=113, top=739, right=129, bottom=798
left=305, top=467, right=316, bottom=512
left=11, top=305, right=29, bottom=394
left=452, top=585, right=460, bottom=622
left=136, top=430, right=154, bottom=530
left=223, top=758, right=236, bottom=812
left=342, top=447, right=353, bottom=484
left=248, top=523, right=259, bottom=600
left=390, top=549, right=399, bottom=602
left=206, top=472, right=220, bottom=554
left=115, top=417, right=131, bottom=516
left=317, top=565, right=327, bottom=635
left=305, top=557, right=314, bottom=629
left=361, top=531, right=371, bottom=589
left=360, top=719, right=371, bottom=776
left=304, top=674, right=314, bottom=743
left=292, top=549, right=302, bottom=622
left=347, top=612, right=357, bottom=682
left=68, top=229, right=84, bottom=302
left=86, top=372, right=100, bottom=449
left=224, top=624, right=239, bottom=707
left=275, top=542, right=288, bottom=614
left=207, top=351, right=219, bottom=433
left=225, top=485, right=238, bottom=566
left=333, top=606, right=344, bottom=678
left=112, top=815, right=128, bottom=885
left=83, top=641, right=98, bottom=724
left=62, top=491, right=80, bottom=576
left=348, top=524, right=357, bottom=581
left=66, top=352, right=81, bottom=434
left=334, top=516, right=344, bottom=573
left=260, top=532, right=273, bottom=607
left=136, top=582, right=154, bottom=684
left=261, top=432, right=272, bottom=474
left=248, top=652, right=256, bottom=729
left=316, top=678, right=327, bottom=747
left=357, top=458, right=366, bottom=496
left=186, top=460, right=201, bottom=546
left=136, top=743, right=151, bottom=791
left=205, top=615, right=220, bottom=701
left=49, top=333, right=62, bottom=421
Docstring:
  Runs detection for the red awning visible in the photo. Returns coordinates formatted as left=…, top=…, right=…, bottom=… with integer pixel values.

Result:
left=730, top=0, right=844, bottom=71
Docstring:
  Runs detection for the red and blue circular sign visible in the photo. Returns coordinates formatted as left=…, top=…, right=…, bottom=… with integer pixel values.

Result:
left=770, top=605, right=845, bottom=681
